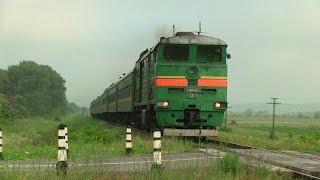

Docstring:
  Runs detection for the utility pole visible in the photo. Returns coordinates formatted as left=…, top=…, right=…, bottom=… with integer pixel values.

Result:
left=267, top=97, right=281, bottom=139
left=173, top=25, right=175, bottom=36
left=198, top=21, right=202, bottom=35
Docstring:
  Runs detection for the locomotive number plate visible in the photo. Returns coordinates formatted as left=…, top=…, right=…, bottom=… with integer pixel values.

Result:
left=185, top=88, right=201, bottom=93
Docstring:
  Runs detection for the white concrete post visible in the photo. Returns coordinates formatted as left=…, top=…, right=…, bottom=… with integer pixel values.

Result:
left=125, top=127, right=132, bottom=154
left=0, top=128, right=3, bottom=160
left=56, top=124, right=67, bottom=175
left=152, top=129, right=162, bottom=168
left=64, top=125, right=69, bottom=155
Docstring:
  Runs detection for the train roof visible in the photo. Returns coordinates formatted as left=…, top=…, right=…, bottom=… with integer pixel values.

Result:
left=137, top=32, right=227, bottom=62
left=160, top=32, right=227, bottom=46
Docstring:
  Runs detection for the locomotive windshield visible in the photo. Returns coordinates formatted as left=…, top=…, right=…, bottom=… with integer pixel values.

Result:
left=197, top=45, right=222, bottom=62
left=163, top=45, right=189, bottom=61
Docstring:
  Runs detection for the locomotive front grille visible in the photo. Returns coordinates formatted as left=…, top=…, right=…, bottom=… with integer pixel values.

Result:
left=184, top=109, right=200, bottom=127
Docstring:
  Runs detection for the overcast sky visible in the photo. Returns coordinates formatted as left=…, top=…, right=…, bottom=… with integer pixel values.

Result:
left=1, top=0, right=320, bottom=107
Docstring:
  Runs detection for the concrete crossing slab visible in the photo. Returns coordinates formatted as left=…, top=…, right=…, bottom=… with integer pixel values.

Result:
left=231, top=149, right=320, bottom=177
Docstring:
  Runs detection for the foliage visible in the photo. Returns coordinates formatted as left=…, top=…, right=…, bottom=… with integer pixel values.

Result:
left=217, top=153, right=244, bottom=175
left=243, top=108, right=254, bottom=117
left=67, top=102, right=87, bottom=114
left=0, top=69, right=9, bottom=93
left=0, top=113, right=198, bottom=160
left=231, top=110, right=320, bottom=120
left=220, top=115, right=320, bottom=152
left=0, top=61, right=68, bottom=118
left=0, top=93, right=10, bottom=118
left=314, top=111, right=320, bottom=119
left=219, top=125, right=232, bottom=132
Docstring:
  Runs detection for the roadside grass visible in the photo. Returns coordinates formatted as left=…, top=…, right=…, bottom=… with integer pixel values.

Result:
left=219, top=115, right=320, bottom=152
left=1, top=112, right=319, bottom=158
left=0, top=113, right=198, bottom=160
left=0, top=153, right=286, bottom=180
left=0, top=115, right=291, bottom=179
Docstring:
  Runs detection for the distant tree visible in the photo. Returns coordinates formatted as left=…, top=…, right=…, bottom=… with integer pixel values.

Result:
left=314, top=111, right=320, bottom=119
left=67, top=102, right=82, bottom=113
left=243, top=108, right=254, bottom=117
left=0, top=69, right=9, bottom=94
left=0, top=93, right=8, bottom=118
left=255, top=110, right=270, bottom=117
left=296, top=112, right=308, bottom=119
left=1, top=61, right=67, bottom=117
left=67, top=103, right=88, bottom=115
left=81, top=107, right=88, bottom=114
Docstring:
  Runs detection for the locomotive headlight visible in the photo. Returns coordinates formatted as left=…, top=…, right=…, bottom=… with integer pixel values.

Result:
left=157, top=101, right=169, bottom=108
left=214, top=102, right=227, bottom=109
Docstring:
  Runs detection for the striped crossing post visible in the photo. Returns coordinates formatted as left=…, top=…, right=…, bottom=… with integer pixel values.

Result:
left=56, top=124, right=67, bottom=175
left=125, top=127, right=132, bottom=154
left=0, top=128, right=3, bottom=160
left=64, top=125, right=69, bottom=156
left=152, top=129, right=162, bottom=169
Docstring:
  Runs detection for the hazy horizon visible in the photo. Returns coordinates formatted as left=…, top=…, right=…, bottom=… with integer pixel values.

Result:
left=1, top=0, right=320, bottom=107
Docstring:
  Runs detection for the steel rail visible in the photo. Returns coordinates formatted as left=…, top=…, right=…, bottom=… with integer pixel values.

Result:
left=207, top=139, right=320, bottom=180
left=208, top=139, right=320, bottom=162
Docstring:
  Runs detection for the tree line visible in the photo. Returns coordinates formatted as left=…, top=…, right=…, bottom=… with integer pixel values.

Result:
left=0, top=61, right=78, bottom=119
left=231, top=108, right=320, bottom=119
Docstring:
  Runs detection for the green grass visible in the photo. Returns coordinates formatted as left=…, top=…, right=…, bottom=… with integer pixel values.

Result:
left=0, top=113, right=198, bottom=160
left=0, top=153, right=285, bottom=180
left=219, top=115, right=320, bottom=152
left=0, top=114, right=294, bottom=179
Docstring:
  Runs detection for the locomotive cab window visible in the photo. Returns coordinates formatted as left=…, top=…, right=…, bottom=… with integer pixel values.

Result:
left=163, top=45, right=189, bottom=61
left=197, top=45, right=222, bottom=62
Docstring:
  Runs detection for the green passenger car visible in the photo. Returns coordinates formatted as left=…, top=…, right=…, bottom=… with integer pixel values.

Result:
left=90, top=32, right=230, bottom=137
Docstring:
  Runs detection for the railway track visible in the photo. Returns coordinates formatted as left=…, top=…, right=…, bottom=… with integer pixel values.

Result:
left=208, top=139, right=320, bottom=179
left=209, top=139, right=320, bottom=161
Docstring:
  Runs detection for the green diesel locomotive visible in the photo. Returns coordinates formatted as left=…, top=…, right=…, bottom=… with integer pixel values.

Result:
left=90, top=32, right=230, bottom=137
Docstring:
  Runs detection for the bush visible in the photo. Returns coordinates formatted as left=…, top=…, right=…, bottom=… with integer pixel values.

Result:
left=0, top=61, right=69, bottom=118
left=287, top=131, right=294, bottom=139
left=72, top=125, right=123, bottom=144
left=0, top=93, right=31, bottom=119
left=313, top=131, right=320, bottom=140
left=219, top=126, right=232, bottom=132
left=0, top=93, right=9, bottom=118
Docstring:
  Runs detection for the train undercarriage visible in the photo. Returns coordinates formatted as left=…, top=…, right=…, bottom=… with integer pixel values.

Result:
left=91, top=109, right=219, bottom=137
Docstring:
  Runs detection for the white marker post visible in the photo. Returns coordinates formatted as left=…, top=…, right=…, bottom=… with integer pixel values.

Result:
left=152, top=129, right=162, bottom=169
left=64, top=125, right=69, bottom=156
left=56, top=124, right=67, bottom=175
left=125, top=127, right=132, bottom=154
left=0, top=128, right=3, bottom=160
